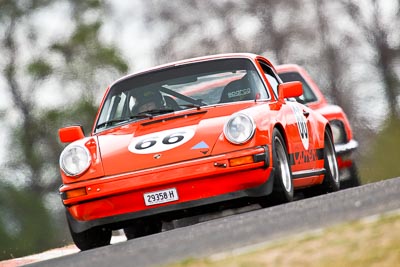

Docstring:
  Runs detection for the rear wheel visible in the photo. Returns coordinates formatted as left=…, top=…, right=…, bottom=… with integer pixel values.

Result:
left=322, top=130, right=340, bottom=192
left=67, top=216, right=111, bottom=251
left=124, top=219, right=162, bottom=240
left=340, top=163, right=361, bottom=189
left=260, top=129, right=293, bottom=207
left=305, top=129, right=340, bottom=197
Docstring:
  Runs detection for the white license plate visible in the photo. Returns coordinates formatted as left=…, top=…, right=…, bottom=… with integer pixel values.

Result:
left=144, top=188, right=179, bottom=206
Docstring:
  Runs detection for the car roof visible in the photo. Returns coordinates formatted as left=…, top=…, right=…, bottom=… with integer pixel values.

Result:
left=275, top=64, right=305, bottom=73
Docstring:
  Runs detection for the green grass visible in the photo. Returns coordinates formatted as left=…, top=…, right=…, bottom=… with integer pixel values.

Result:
left=165, top=212, right=400, bottom=267
left=359, top=116, right=400, bottom=183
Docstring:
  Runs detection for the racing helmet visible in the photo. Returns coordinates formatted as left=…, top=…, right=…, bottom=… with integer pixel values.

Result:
left=131, top=88, right=165, bottom=113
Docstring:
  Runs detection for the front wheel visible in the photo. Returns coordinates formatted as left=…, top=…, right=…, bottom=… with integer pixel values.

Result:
left=260, top=129, right=294, bottom=207
left=124, top=219, right=162, bottom=240
left=67, top=216, right=111, bottom=251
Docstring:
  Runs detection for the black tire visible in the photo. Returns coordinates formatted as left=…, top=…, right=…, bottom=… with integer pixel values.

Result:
left=67, top=218, right=111, bottom=251
left=260, top=129, right=294, bottom=207
left=124, top=219, right=162, bottom=240
left=302, top=130, right=340, bottom=198
left=322, top=130, right=340, bottom=192
left=340, top=162, right=361, bottom=189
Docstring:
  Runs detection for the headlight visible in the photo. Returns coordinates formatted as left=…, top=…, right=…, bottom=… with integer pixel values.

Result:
left=60, top=145, right=91, bottom=176
left=224, top=113, right=255, bottom=144
left=330, top=121, right=346, bottom=144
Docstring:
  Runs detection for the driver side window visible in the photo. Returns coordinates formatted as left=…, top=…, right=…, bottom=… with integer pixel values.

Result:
left=258, top=61, right=280, bottom=98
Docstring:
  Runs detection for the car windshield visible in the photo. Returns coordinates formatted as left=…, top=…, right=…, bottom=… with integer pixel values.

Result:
left=278, top=72, right=318, bottom=104
left=95, top=58, right=269, bottom=132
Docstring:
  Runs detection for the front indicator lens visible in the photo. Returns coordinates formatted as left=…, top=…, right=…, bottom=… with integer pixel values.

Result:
left=229, top=155, right=254, bottom=167
left=60, top=145, right=91, bottom=176
left=65, top=187, right=87, bottom=199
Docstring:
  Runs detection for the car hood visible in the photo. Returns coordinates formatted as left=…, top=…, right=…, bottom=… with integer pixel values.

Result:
left=96, top=104, right=253, bottom=176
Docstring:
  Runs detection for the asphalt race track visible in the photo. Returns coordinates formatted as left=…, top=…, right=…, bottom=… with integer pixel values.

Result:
left=26, top=177, right=400, bottom=267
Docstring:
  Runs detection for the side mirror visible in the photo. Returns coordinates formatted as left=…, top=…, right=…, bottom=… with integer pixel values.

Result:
left=278, top=81, right=302, bottom=100
left=59, top=126, right=85, bottom=143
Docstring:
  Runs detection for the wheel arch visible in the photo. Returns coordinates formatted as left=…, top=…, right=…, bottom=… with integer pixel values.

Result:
left=265, top=122, right=294, bottom=203
left=272, top=122, right=290, bottom=153
left=324, top=123, right=333, bottom=141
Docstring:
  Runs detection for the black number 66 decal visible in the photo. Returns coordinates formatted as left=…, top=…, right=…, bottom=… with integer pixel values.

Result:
left=135, top=132, right=185, bottom=150
left=129, top=126, right=196, bottom=154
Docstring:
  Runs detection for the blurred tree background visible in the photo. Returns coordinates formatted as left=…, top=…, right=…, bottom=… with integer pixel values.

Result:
left=0, top=0, right=399, bottom=260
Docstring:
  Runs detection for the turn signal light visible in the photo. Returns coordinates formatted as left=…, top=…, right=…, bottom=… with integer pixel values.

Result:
left=229, top=155, right=254, bottom=167
left=65, top=187, right=87, bottom=199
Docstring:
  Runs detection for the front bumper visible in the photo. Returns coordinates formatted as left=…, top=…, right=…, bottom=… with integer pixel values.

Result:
left=335, top=139, right=358, bottom=155
left=335, top=139, right=358, bottom=181
left=61, top=146, right=272, bottom=232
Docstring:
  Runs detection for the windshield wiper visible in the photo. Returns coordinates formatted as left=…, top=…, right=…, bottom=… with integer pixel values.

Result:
left=129, top=113, right=155, bottom=120
left=129, top=109, right=175, bottom=120
left=96, top=109, right=175, bottom=129
left=96, top=119, right=128, bottom=129
left=136, top=108, right=175, bottom=116
left=179, top=104, right=202, bottom=110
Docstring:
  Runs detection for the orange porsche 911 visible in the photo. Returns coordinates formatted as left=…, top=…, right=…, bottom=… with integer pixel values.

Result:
left=58, top=53, right=339, bottom=250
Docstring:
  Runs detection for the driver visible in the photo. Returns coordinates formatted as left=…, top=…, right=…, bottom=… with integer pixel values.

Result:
left=133, top=89, right=165, bottom=114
